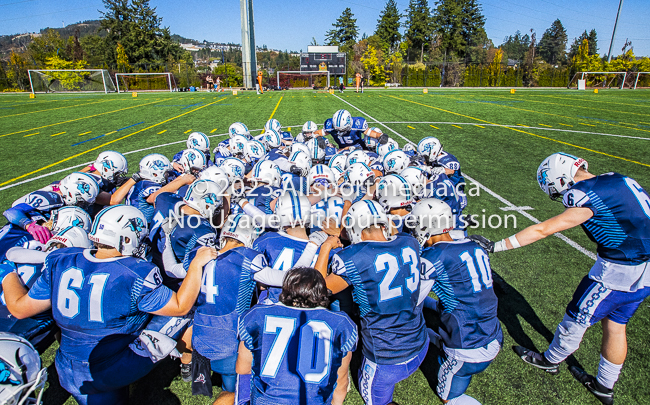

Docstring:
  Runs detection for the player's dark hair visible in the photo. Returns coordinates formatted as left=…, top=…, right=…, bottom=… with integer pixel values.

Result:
left=279, top=267, right=331, bottom=309
left=94, top=242, right=114, bottom=250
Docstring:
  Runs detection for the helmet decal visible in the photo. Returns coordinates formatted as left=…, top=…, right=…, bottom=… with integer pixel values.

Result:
left=77, top=182, right=91, bottom=195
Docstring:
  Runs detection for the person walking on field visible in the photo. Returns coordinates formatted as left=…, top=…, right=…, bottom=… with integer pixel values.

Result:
left=257, top=71, right=264, bottom=95
left=339, top=76, right=344, bottom=93
left=355, top=72, right=362, bottom=93
left=215, top=76, right=222, bottom=92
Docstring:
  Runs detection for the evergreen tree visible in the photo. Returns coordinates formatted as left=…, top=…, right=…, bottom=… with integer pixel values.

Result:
left=537, top=19, right=568, bottom=65
left=569, top=29, right=598, bottom=59
left=325, top=8, right=359, bottom=51
left=375, top=0, right=402, bottom=51
left=404, top=0, right=432, bottom=62
left=501, top=30, right=530, bottom=62
left=432, top=0, right=487, bottom=62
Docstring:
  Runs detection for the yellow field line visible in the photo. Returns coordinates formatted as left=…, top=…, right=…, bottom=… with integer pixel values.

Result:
left=78, top=131, right=92, bottom=136
left=538, top=123, right=553, bottom=127
left=158, top=130, right=167, bottom=134
left=618, top=122, right=636, bottom=126
left=430, top=124, right=439, bottom=129
left=184, top=129, right=192, bottom=134
left=579, top=123, right=596, bottom=127
left=23, top=132, right=39, bottom=137
left=260, top=96, right=284, bottom=134
left=474, top=125, right=485, bottom=129
left=0, top=98, right=171, bottom=138
left=517, top=124, right=529, bottom=127
left=452, top=125, right=463, bottom=129
left=407, top=125, right=416, bottom=129
left=387, top=95, right=650, bottom=168
left=559, top=123, right=573, bottom=127
left=105, top=131, right=117, bottom=135
left=531, top=93, right=650, bottom=110
left=50, top=132, right=66, bottom=137
left=0, top=97, right=227, bottom=187
left=640, top=122, right=650, bottom=125
left=210, top=128, right=217, bottom=133
left=0, top=99, right=112, bottom=119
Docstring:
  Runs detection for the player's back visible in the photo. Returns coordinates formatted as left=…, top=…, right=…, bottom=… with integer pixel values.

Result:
left=35, top=248, right=165, bottom=364
left=125, top=180, right=161, bottom=223
left=253, top=231, right=318, bottom=302
left=330, top=234, right=427, bottom=364
left=193, top=247, right=265, bottom=359
left=246, top=185, right=282, bottom=215
left=240, top=302, right=357, bottom=405
left=421, top=239, right=502, bottom=350
left=565, top=172, right=650, bottom=264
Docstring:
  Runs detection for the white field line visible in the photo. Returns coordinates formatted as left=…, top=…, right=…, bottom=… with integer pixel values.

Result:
left=366, top=122, right=650, bottom=141
left=333, top=94, right=596, bottom=261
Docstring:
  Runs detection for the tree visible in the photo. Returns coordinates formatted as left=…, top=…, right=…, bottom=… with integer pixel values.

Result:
left=501, top=30, right=530, bottom=62
left=569, top=29, right=598, bottom=59
left=537, top=19, right=568, bottom=65
left=361, top=44, right=387, bottom=85
left=325, top=8, right=359, bottom=52
left=44, top=55, right=89, bottom=90
left=27, top=29, right=65, bottom=66
left=116, top=43, right=129, bottom=72
left=404, top=0, right=432, bottom=62
left=432, top=0, right=487, bottom=63
left=375, top=0, right=402, bottom=51
left=459, top=0, right=487, bottom=61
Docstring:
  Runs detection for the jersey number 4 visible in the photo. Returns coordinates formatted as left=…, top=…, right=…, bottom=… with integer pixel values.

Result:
left=261, top=316, right=332, bottom=384
left=57, top=268, right=109, bottom=322
left=374, top=247, right=419, bottom=302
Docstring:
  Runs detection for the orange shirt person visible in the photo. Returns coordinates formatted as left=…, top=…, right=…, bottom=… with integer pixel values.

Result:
left=257, top=71, right=264, bottom=94
left=355, top=72, right=362, bottom=93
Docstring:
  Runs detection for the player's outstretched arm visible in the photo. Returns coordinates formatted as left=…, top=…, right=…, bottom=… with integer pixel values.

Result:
left=110, top=177, right=136, bottom=205
left=331, top=351, right=353, bottom=405
left=152, top=246, right=217, bottom=316
left=2, top=272, right=51, bottom=319
left=146, top=174, right=195, bottom=204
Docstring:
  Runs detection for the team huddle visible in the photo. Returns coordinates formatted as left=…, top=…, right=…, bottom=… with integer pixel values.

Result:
left=0, top=108, right=648, bottom=405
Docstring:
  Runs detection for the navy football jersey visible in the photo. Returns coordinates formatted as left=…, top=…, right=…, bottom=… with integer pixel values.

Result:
left=192, top=247, right=267, bottom=360
left=169, top=215, right=217, bottom=267
left=425, top=173, right=464, bottom=229
left=437, top=151, right=466, bottom=200
left=323, top=117, right=368, bottom=149
left=420, top=239, right=502, bottom=350
left=253, top=232, right=320, bottom=302
left=281, top=172, right=308, bottom=195
left=126, top=180, right=161, bottom=224
left=245, top=185, right=282, bottom=215
left=28, top=248, right=172, bottom=364
left=563, top=173, right=650, bottom=264
left=239, top=302, right=357, bottom=405
left=329, top=234, right=427, bottom=364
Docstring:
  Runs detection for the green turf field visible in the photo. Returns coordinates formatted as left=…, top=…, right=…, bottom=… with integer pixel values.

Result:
left=1, top=88, right=649, bottom=404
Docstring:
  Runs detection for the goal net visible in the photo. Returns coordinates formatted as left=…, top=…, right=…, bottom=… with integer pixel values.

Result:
left=569, top=71, right=630, bottom=89
left=633, top=72, right=650, bottom=89
left=28, top=69, right=116, bottom=93
left=115, top=73, right=177, bottom=92
left=273, top=71, right=331, bottom=89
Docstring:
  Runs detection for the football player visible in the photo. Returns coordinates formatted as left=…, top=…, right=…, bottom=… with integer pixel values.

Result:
left=470, top=153, right=650, bottom=405
left=412, top=198, right=502, bottom=405
left=236, top=267, right=357, bottom=405
left=321, top=109, right=387, bottom=150
left=315, top=200, right=428, bottom=405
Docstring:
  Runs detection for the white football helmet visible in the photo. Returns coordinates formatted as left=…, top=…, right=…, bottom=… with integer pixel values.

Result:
left=183, top=179, right=225, bottom=219
left=229, top=135, right=248, bottom=159
left=306, top=137, right=326, bottom=162
left=139, top=153, right=170, bottom=184
left=251, top=160, right=282, bottom=188
left=179, top=148, right=207, bottom=175
left=0, top=332, right=47, bottom=405
left=308, top=164, right=336, bottom=187
left=89, top=205, right=148, bottom=257
left=45, top=226, right=92, bottom=251
left=301, top=121, right=318, bottom=139
left=344, top=162, right=375, bottom=187
left=219, top=213, right=262, bottom=248
left=537, top=152, right=588, bottom=200
left=187, top=132, right=210, bottom=152
left=409, top=198, right=454, bottom=245
left=383, top=150, right=410, bottom=174
left=343, top=200, right=390, bottom=244
left=94, top=151, right=128, bottom=182
left=274, top=191, right=312, bottom=228
left=331, top=165, right=345, bottom=182
left=328, top=153, right=347, bottom=171
left=58, top=172, right=100, bottom=206
left=332, top=109, right=352, bottom=132
left=400, top=167, right=428, bottom=198
left=376, top=174, right=413, bottom=210
left=50, top=206, right=92, bottom=234
left=291, top=142, right=310, bottom=156
left=262, top=128, right=282, bottom=149
left=417, top=137, right=443, bottom=163
left=229, top=122, right=250, bottom=139
left=346, top=150, right=370, bottom=168
left=198, top=166, right=230, bottom=191
left=377, top=138, right=398, bottom=157
left=403, top=143, right=417, bottom=154
left=245, top=140, right=267, bottom=164
left=218, top=157, right=247, bottom=182
left=364, top=127, right=383, bottom=151
left=289, top=150, right=312, bottom=175
left=265, top=118, right=282, bottom=133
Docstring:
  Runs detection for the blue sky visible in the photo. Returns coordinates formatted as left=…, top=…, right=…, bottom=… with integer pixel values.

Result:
left=1, top=0, right=649, bottom=57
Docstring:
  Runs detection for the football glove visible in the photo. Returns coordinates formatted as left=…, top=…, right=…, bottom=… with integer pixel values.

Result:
left=308, top=231, right=329, bottom=247
left=289, top=165, right=306, bottom=177
left=468, top=235, right=495, bottom=253
left=25, top=222, right=51, bottom=244
left=316, top=136, right=327, bottom=150
left=131, top=173, right=143, bottom=183
left=378, top=134, right=389, bottom=145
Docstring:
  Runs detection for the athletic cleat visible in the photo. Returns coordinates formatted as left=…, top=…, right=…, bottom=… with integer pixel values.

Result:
left=180, top=361, right=192, bottom=382
left=569, top=366, right=614, bottom=405
left=513, top=346, right=560, bottom=375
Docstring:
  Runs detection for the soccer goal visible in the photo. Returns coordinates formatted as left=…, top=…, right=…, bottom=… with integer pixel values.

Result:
left=569, top=71, right=629, bottom=89
left=633, top=72, right=650, bottom=89
left=115, top=72, right=177, bottom=93
left=28, top=69, right=116, bottom=94
left=274, top=71, right=330, bottom=89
